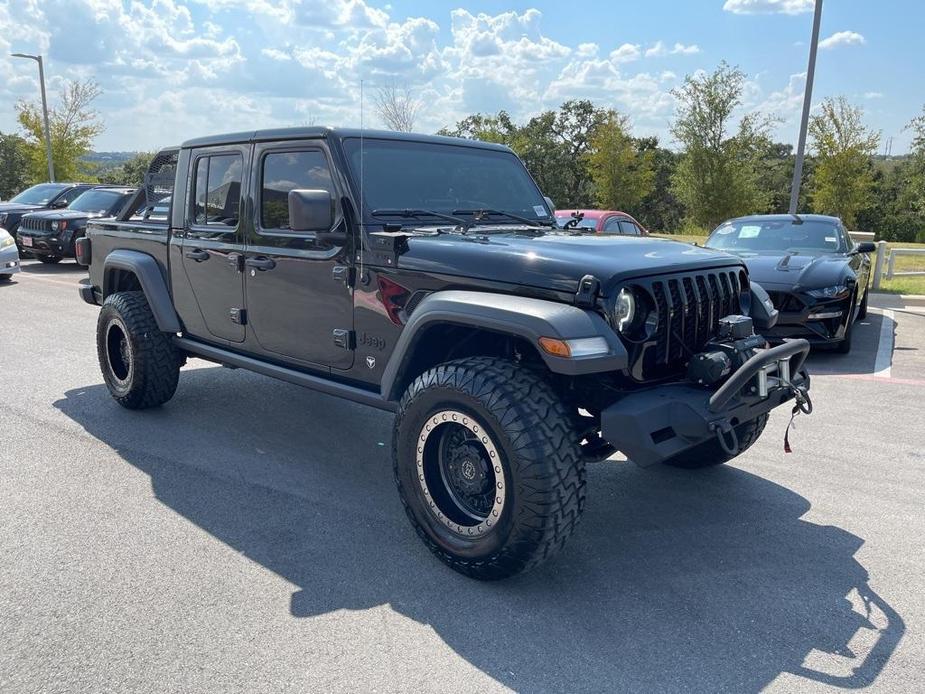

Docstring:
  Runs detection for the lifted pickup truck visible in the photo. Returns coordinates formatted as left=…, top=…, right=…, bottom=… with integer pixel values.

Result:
left=79, top=128, right=812, bottom=579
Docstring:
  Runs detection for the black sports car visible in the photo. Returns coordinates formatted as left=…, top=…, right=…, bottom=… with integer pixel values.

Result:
left=705, top=214, right=875, bottom=353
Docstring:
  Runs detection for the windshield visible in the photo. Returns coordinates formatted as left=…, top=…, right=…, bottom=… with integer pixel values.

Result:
left=343, top=138, right=551, bottom=224
left=706, top=219, right=847, bottom=253
left=554, top=214, right=597, bottom=229
left=68, top=190, right=125, bottom=214
left=10, top=184, right=69, bottom=205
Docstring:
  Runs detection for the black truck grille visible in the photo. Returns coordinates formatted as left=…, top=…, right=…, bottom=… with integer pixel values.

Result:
left=20, top=217, right=53, bottom=232
left=631, top=268, right=746, bottom=380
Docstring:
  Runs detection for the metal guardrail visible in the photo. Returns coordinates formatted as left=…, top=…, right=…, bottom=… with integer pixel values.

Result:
left=887, top=248, right=925, bottom=279
left=872, top=241, right=925, bottom=289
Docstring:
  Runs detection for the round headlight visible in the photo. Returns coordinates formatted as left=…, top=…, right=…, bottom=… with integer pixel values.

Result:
left=614, top=288, right=636, bottom=332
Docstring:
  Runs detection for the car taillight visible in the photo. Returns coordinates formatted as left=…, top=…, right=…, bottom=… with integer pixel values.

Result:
left=75, top=237, right=91, bottom=266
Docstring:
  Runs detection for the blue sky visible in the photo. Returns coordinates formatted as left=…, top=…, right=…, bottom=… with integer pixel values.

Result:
left=1, top=0, right=921, bottom=153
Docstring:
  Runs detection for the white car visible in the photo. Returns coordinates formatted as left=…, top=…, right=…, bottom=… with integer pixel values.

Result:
left=0, top=227, right=22, bottom=281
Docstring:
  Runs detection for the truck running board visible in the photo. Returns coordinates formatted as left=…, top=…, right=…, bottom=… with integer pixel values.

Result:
left=173, top=337, right=397, bottom=413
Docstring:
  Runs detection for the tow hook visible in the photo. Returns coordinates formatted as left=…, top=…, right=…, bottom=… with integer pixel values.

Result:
left=710, top=420, right=740, bottom=456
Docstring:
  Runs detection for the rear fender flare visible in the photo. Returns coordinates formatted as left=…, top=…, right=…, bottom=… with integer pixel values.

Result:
left=102, top=249, right=181, bottom=334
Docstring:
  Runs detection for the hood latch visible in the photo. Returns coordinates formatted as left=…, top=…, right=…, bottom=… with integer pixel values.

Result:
left=575, top=274, right=600, bottom=308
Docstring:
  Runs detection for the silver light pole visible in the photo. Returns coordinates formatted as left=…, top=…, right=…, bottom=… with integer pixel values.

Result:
left=788, top=0, right=823, bottom=215
left=11, top=53, right=55, bottom=182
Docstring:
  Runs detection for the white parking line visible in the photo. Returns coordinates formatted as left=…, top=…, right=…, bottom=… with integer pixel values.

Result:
left=872, top=309, right=895, bottom=378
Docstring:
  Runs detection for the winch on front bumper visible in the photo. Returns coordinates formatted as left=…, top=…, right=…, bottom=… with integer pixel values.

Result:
left=601, top=316, right=811, bottom=467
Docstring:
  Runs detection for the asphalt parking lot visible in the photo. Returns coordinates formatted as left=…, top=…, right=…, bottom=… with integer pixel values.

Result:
left=1, top=260, right=923, bottom=693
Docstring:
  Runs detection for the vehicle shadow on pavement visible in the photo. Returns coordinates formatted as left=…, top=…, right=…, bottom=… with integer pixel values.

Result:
left=20, top=260, right=86, bottom=275
left=805, top=311, right=895, bottom=376
left=55, top=368, right=904, bottom=692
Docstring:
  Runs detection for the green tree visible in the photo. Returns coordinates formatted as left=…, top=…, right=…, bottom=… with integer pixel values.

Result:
left=99, top=152, right=154, bottom=186
left=16, top=79, right=104, bottom=182
left=0, top=132, right=32, bottom=200
left=587, top=112, right=655, bottom=216
left=807, top=96, right=880, bottom=228
left=635, top=138, right=685, bottom=232
left=670, top=62, right=772, bottom=229
left=438, top=111, right=518, bottom=144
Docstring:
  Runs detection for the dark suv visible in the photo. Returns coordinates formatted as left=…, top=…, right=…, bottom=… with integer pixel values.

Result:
left=0, top=183, right=96, bottom=238
left=17, top=187, right=135, bottom=264
left=78, top=128, right=812, bottom=579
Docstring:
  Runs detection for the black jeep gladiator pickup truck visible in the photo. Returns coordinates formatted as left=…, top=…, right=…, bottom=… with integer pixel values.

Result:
left=78, top=128, right=812, bottom=579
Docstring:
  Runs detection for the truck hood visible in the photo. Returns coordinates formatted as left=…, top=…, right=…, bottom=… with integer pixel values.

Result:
left=398, top=231, right=743, bottom=293
left=22, top=209, right=99, bottom=223
left=0, top=202, right=41, bottom=214
left=725, top=249, right=852, bottom=291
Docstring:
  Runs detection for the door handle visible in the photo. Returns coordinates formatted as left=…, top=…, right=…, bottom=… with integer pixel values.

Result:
left=245, top=256, right=276, bottom=271
left=185, top=249, right=209, bottom=262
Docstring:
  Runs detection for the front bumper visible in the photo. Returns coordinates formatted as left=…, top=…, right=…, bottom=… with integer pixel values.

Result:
left=764, top=292, right=853, bottom=345
left=16, top=232, right=74, bottom=258
left=601, top=339, right=811, bottom=466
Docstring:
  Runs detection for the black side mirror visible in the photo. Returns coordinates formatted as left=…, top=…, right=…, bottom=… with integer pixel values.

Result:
left=52, top=198, right=69, bottom=208
left=854, top=241, right=876, bottom=254
left=288, top=189, right=333, bottom=232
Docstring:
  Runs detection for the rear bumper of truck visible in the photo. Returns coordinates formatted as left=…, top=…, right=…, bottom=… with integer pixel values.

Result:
left=601, top=339, right=811, bottom=466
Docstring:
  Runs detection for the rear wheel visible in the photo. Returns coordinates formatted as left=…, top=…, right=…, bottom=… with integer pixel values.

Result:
left=37, top=255, right=62, bottom=264
left=393, top=357, right=586, bottom=580
left=96, top=291, right=181, bottom=409
left=662, top=414, right=769, bottom=469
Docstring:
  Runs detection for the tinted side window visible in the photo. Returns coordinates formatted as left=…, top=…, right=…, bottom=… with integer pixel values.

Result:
left=619, top=220, right=640, bottom=235
left=192, top=154, right=242, bottom=227
left=260, top=150, right=334, bottom=230
left=58, top=187, right=88, bottom=205
left=602, top=217, right=622, bottom=233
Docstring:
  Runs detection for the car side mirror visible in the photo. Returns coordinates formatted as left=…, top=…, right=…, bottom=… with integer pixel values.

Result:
left=288, top=189, right=333, bottom=232
left=52, top=198, right=69, bottom=208
left=854, top=241, right=876, bottom=254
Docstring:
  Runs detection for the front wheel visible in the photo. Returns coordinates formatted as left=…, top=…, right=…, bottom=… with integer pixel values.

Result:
left=96, top=291, right=181, bottom=409
left=662, top=414, right=769, bottom=469
left=393, top=357, right=586, bottom=580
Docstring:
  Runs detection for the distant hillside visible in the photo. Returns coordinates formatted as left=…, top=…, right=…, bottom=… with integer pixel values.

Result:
left=82, top=151, right=141, bottom=172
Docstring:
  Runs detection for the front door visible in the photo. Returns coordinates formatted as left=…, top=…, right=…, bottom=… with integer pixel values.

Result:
left=180, top=147, right=247, bottom=343
left=242, top=142, right=354, bottom=370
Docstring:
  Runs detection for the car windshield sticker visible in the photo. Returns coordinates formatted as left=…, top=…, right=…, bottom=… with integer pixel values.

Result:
left=825, top=236, right=837, bottom=243
left=739, top=225, right=761, bottom=238
left=533, top=205, right=546, bottom=217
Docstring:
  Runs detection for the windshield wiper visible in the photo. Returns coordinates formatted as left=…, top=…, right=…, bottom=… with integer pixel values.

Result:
left=453, top=208, right=556, bottom=229
left=371, top=208, right=470, bottom=230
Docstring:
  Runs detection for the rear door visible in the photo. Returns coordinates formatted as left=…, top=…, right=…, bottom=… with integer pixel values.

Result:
left=179, top=147, right=247, bottom=343
left=242, top=141, right=354, bottom=370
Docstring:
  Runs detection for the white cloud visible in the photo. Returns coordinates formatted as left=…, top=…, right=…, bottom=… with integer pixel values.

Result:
left=576, top=43, right=598, bottom=58
left=818, top=30, right=866, bottom=50
left=863, top=91, right=883, bottom=99
left=644, top=41, right=701, bottom=58
left=610, top=43, right=641, bottom=63
left=722, top=0, right=813, bottom=14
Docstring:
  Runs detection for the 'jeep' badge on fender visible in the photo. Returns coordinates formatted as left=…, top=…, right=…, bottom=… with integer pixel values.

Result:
left=366, top=356, right=376, bottom=369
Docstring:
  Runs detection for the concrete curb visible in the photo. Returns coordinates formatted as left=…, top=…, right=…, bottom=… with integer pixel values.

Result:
left=870, top=292, right=925, bottom=308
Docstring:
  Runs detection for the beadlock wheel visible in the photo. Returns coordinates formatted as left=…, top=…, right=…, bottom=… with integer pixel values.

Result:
left=416, top=410, right=506, bottom=537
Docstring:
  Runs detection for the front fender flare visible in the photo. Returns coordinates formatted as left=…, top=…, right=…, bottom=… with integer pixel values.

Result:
left=102, top=249, right=181, bottom=334
left=381, top=290, right=627, bottom=401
